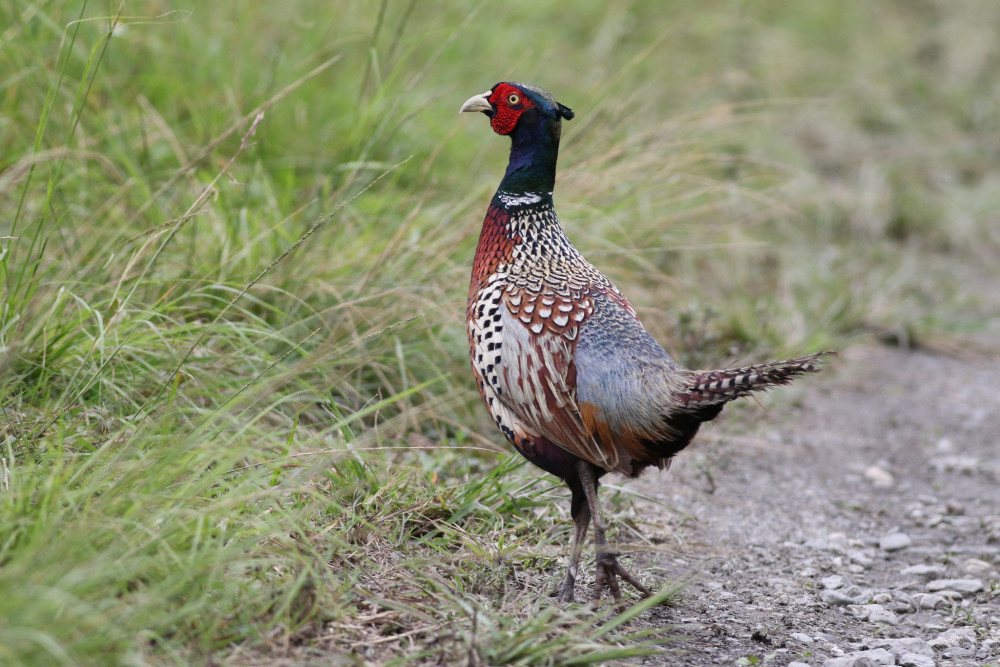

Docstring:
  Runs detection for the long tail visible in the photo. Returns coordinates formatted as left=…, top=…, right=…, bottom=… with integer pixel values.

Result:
left=676, top=351, right=834, bottom=408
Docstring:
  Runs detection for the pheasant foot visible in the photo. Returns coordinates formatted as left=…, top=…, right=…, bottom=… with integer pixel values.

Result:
left=592, top=550, right=651, bottom=610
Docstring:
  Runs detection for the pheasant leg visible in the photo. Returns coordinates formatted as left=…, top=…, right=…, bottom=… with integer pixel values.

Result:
left=577, top=460, right=651, bottom=609
left=554, top=482, right=592, bottom=602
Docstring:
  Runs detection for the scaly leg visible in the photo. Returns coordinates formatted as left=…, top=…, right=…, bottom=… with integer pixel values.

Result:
left=576, top=460, right=651, bottom=609
left=554, top=480, right=591, bottom=602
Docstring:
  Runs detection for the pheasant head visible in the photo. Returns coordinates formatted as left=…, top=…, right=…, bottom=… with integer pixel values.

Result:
left=460, top=82, right=574, bottom=193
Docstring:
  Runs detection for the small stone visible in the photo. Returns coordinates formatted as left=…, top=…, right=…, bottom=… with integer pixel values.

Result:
left=945, top=500, right=965, bottom=515
left=849, top=549, right=875, bottom=566
left=821, top=575, right=845, bottom=589
left=859, top=648, right=895, bottom=665
left=872, top=637, right=934, bottom=658
left=880, top=532, right=911, bottom=552
left=821, top=589, right=856, bottom=606
left=788, top=662, right=812, bottom=667
left=849, top=603, right=899, bottom=626
left=963, top=558, right=994, bottom=576
left=767, top=576, right=796, bottom=590
left=872, top=592, right=892, bottom=604
left=842, top=584, right=866, bottom=599
left=891, top=590, right=914, bottom=605
left=790, top=632, right=814, bottom=644
left=941, top=646, right=972, bottom=659
left=925, top=578, right=983, bottom=595
left=826, top=649, right=895, bottom=666
left=889, top=600, right=915, bottom=614
left=865, top=465, right=895, bottom=487
left=928, top=627, right=977, bottom=649
left=821, top=659, right=855, bottom=667
left=867, top=606, right=900, bottom=626
left=899, top=653, right=935, bottom=667
left=900, top=563, right=946, bottom=579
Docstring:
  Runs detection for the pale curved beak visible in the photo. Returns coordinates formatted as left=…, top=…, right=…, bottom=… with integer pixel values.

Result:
left=459, top=90, right=493, bottom=114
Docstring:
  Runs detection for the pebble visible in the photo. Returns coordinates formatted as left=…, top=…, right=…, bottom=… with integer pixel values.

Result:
left=870, top=637, right=934, bottom=658
left=941, top=646, right=973, bottom=659
left=821, top=589, right=857, bottom=606
left=848, top=548, right=875, bottom=566
left=864, top=465, right=895, bottom=487
left=927, top=627, right=977, bottom=649
left=857, top=648, right=895, bottom=665
left=910, top=593, right=947, bottom=610
left=788, top=662, right=811, bottom=667
left=805, top=538, right=832, bottom=550
left=963, top=557, right=994, bottom=576
left=848, top=603, right=900, bottom=626
left=888, top=600, right=914, bottom=614
left=899, top=654, right=935, bottom=667
left=945, top=500, right=965, bottom=515
left=823, top=648, right=895, bottom=666
left=900, top=563, right=947, bottom=579
left=925, top=578, right=983, bottom=595
left=867, top=606, right=900, bottom=626
left=880, top=531, right=911, bottom=552
left=789, top=632, right=813, bottom=644
left=821, top=658, right=859, bottom=667
left=821, top=574, right=845, bottom=589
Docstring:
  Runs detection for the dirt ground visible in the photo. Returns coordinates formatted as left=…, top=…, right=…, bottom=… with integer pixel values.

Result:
left=625, top=342, right=1000, bottom=666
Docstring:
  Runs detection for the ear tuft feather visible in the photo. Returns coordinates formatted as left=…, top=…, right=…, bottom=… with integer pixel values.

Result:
left=557, top=103, right=575, bottom=121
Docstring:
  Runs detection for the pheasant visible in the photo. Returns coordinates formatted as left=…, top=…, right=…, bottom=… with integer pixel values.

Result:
left=460, top=82, right=829, bottom=608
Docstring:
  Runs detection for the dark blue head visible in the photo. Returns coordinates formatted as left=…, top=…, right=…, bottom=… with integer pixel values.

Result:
left=460, top=82, right=574, bottom=194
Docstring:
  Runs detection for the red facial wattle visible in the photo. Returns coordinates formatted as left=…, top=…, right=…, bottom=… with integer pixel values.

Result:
left=488, top=83, right=535, bottom=136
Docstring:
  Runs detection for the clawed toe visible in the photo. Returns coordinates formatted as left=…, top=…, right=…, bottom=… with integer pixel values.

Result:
left=592, top=552, right=650, bottom=609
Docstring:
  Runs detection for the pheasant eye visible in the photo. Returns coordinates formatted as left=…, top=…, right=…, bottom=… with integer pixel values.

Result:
left=507, top=93, right=520, bottom=105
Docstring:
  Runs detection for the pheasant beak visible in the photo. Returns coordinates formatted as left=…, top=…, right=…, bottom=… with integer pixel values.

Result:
left=459, top=90, right=493, bottom=116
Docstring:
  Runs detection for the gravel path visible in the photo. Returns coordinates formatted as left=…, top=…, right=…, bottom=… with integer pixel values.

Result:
left=631, top=344, right=1000, bottom=666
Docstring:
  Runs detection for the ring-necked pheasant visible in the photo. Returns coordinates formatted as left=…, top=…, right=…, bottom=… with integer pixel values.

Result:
left=460, top=82, right=829, bottom=608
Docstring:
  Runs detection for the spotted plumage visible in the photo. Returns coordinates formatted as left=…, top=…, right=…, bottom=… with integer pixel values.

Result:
left=460, top=82, right=831, bottom=608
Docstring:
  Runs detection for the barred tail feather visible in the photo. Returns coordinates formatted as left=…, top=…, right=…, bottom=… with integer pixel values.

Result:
left=676, top=351, right=834, bottom=408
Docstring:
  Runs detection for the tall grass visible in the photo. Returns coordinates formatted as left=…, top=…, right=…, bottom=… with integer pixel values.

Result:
left=1, top=0, right=998, bottom=663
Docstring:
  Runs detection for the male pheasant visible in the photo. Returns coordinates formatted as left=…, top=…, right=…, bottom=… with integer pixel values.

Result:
left=460, top=82, right=828, bottom=608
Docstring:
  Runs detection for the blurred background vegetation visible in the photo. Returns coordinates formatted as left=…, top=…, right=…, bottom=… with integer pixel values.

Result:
left=1, top=0, right=998, bottom=663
